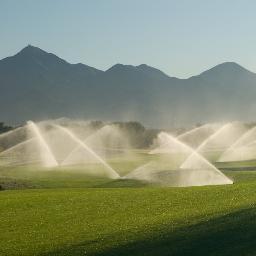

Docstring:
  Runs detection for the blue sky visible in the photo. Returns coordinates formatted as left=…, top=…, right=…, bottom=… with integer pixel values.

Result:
left=0, top=0, right=255, bottom=78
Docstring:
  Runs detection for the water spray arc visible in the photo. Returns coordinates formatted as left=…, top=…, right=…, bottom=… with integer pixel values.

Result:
left=218, top=125, right=256, bottom=162
left=180, top=123, right=234, bottom=169
left=128, top=132, right=233, bottom=186
left=0, top=126, right=24, bottom=139
left=54, top=124, right=120, bottom=179
left=27, top=121, right=58, bottom=167
left=0, top=119, right=243, bottom=187
left=162, top=133, right=232, bottom=182
left=177, top=123, right=216, bottom=140
left=61, top=125, right=112, bottom=166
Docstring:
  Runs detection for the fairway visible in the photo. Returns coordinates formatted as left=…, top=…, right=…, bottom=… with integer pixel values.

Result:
left=1, top=167, right=256, bottom=255
left=2, top=122, right=256, bottom=255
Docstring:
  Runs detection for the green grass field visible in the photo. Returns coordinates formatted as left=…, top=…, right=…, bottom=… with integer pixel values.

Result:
left=1, top=154, right=256, bottom=255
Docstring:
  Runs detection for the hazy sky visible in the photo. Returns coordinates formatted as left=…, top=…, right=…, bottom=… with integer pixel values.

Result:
left=1, top=0, right=255, bottom=78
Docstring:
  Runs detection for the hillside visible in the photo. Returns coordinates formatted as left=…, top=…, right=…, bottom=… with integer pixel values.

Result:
left=1, top=45, right=256, bottom=127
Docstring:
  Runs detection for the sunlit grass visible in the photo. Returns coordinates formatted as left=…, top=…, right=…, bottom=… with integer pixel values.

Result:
left=1, top=154, right=256, bottom=255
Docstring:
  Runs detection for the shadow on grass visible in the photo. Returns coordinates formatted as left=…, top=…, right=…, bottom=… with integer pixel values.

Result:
left=41, top=207, right=256, bottom=256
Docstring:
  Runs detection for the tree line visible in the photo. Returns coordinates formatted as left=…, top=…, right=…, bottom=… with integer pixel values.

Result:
left=0, top=122, right=12, bottom=134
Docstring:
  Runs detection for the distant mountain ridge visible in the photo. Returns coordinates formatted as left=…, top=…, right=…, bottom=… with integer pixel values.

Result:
left=1, top=45, right=256, bottom=127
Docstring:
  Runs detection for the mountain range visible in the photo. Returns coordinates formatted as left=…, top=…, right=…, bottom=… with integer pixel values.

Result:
left=1, top=45, right=256, bottom=128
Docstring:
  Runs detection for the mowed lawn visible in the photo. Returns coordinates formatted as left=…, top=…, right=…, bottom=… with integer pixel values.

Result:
left=1, top=170, right=256, bottom=255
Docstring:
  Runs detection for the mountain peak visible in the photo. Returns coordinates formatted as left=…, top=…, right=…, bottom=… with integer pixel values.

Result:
left=106, top=63, right=135, bottom=72
left=199, top=62, right=254, bottom=78
left=106, top=63, right=170, bottom=80
left=10, top=44, right=70, bottom=67
left=136, top=64, right=170, bottom=78
left=0, top=45, right=103, bottom=78
left=212, top=62, right=248, bottom=71
left=17, top=44, right=49, bottom=57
